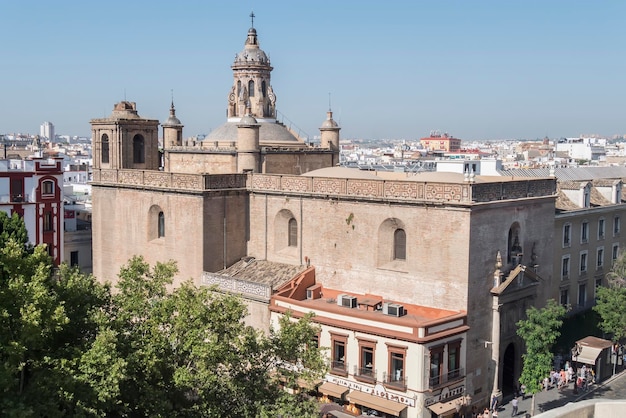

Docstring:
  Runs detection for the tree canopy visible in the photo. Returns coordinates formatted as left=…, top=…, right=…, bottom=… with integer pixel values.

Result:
left=594, top=252, right=626, bottom=342
left=517, top=299, right=566, bottom=416
left=0, top=222, right=325, bottom=417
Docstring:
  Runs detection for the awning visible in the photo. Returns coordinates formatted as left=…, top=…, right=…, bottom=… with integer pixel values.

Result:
left=347, top=390, right=408, bottom=417
left=576, top=345, right=603, bottom=365
left=428, top=399, right=460, bottom=417
left=318, top=382, right=349, bottom=399
left=297, top=378, right=323, bottom=391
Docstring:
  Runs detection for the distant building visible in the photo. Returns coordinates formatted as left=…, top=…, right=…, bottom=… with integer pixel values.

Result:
left=420, top=131, right=461, bottom=153
left=40, top=121, right=55, bottom=142
left=0, top=158, right=64, bottom=264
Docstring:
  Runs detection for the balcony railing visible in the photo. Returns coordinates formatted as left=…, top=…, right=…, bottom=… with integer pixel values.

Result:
left=0, top=194, right=30, bottom=204
left=354, top=366, right=376, bottom=383
left=429, top=367, right=465, bottom=389
left=383, top=371, right=407, bottom=391
left=330, top=360, right=348, bottom=376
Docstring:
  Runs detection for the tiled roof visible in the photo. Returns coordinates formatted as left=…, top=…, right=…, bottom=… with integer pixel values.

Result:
left=219, top=258, right=306, bottom=288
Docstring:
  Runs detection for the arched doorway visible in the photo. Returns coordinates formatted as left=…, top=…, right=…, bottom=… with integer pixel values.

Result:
left=502, top=343, right=516, bottom=395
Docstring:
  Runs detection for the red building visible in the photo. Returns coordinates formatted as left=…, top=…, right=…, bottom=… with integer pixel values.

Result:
left=420, top=132, right=462, bottom=153
left=0, top=158, right=64, bottom=264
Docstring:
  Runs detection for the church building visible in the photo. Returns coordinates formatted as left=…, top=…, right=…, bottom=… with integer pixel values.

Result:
left=91, top=19, right=564, bottom=418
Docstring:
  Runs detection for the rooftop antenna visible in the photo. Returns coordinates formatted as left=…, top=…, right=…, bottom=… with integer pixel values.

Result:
left=250, top=11, right=255, bottom=28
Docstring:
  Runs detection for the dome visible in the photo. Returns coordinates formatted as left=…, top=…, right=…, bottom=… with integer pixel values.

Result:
left=163, top=115, right=182, bottom=126
left=239, top=114, right=258, bottom=125
left=162, top=101, right=183, bottom=127
left=233, top=27, right=270, bottom=66
left=320, top=111, right=339, bottom=129
left=205, top=121, right=304, bottom=146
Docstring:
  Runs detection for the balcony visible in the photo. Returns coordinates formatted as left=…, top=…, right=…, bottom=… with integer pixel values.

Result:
left=354, top=366, right=376, bottom=383
left=383, top=371, right=407, bottom=392
left=0, top=194, right=30, bottom=204
left=330, top=360, right=348, bottom=377
left=429, top=368, right=465, bottom=389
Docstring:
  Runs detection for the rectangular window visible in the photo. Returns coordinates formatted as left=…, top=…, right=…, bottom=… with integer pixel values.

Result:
left=581, top=221, right=589, bottom=243
left=42, top=180, right=54, bottom=195
left=597, top=247, right=604, bottom=269
left=356, top=339, right=376, bottom=382
left=330, top=334, right=347, bottom=375
left=561, top=256, right=570, bottom=279
left=70, top=251, right=79, bottom=267
left=429, top=346, right=444, bottom=388
left=560, top=288, right=569, bottom=307
left=386, top=346, right=406, bottom=390
left=43, top=211, right=53, bottom=232
left=614, top=216, right=621, bottom=235
left=563, top=224, right=571, bottom=247
left=580, top=252, right=587, bottom=273
left=578, top=283, right=587, bottom=307
left=598, top=219, right=605, bottom=239
left=613, top=244, right=620, bottom=262
left=447, top=340, right=462, bottom=380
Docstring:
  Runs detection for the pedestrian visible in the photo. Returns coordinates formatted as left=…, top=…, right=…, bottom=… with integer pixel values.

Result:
left=520, top=383, right=526, bottom=400
left=491, top=394, right=498, bottom=411
left=511, top=396, right=519, bottom=417
left=492, top=409, right=498, bottom=417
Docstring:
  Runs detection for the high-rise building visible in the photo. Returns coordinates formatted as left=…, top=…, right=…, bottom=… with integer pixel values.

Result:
left=40, top=121, right=54, bottom=141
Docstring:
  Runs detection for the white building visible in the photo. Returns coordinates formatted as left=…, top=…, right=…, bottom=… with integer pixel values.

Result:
left=40, top=121, right=55, bottom=142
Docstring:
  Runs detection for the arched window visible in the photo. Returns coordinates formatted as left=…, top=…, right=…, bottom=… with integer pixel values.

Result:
left=101, top=134, right=109, bottom=164
left=158, top=211, right=165, bottom=238
left=248, top=80, right=255, bottom=97
left=288, top=218, right=297, bottom=247
left=261, top=80, right=267, bottom=97
left=394, top=229, right=406, bottom=260
left=133, top=134, right=145, bottom=164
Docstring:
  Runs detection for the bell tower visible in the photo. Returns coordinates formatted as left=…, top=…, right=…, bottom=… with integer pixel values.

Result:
left=91, top=101, right=160, bottom=170
left=228, top=13, right=276, bottom=121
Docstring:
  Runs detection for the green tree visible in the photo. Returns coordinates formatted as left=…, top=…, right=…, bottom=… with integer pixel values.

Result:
left=517, top=299, right=566, bottom=416
left=0, top=236, right=110, bottom=417
left=75, top=256, right=326, bottom=417
left=594, top=252, right=626, bottom=342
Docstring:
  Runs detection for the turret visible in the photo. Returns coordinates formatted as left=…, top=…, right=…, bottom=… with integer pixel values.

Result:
left=319, top=110, right=341, bottom=165
left=236, top=106, right=260, bottom=172
left=162, top=100, right=184, bottom=148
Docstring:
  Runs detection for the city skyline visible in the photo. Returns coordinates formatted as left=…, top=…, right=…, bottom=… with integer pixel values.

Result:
left=2, top=0, right=625, bottom=141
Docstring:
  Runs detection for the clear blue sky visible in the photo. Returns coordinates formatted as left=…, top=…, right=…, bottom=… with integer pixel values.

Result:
left=1, top=0, right=625, bottom=141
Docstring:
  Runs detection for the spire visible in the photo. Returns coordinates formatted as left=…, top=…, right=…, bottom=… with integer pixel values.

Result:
left=250, top=11, right=255, bottom=28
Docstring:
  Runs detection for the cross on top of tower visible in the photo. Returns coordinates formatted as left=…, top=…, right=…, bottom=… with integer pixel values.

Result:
left=250, top=11, right=255, bottom=28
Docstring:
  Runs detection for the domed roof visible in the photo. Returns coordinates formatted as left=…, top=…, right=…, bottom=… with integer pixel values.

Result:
left=320, top=110, right=340, bottom=129
left=205, top=121, right=304, bottom=146
left=162, top=101, right=182, bottom=127
left=233, top=27, right=270, bottom=66
left=239, top=114, right=258, bottom=125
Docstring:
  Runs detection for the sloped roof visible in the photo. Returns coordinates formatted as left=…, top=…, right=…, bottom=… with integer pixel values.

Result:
left=218, top=257, right=306, bottom=288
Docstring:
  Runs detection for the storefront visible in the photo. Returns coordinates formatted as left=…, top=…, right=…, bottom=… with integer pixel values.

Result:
left=347, top=390, right=408, bottom=417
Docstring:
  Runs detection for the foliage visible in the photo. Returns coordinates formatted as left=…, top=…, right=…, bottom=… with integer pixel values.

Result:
left=594, top=252, right=626, bottom=342
left=0, top=216, right=325, bottom=416
left=517, top=299, right=566, bottom=396
left=73, top=256, right=326, bottom=417
left=0, top=237, right=110, bottom=417
left=0, top=211, right=31, bottom=250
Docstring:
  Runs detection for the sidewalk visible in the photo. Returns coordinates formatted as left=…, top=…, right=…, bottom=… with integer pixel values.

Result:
left=495, top=370, right=626, bottom=417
